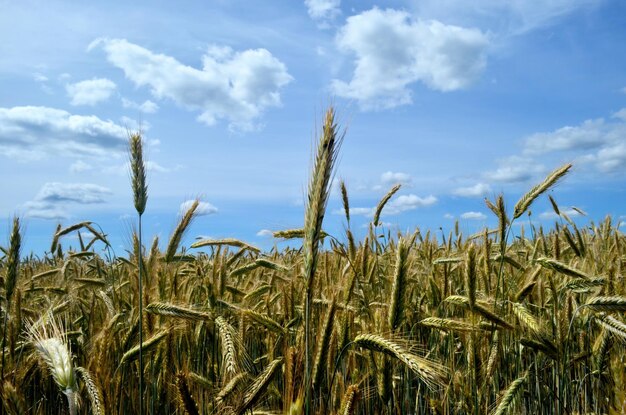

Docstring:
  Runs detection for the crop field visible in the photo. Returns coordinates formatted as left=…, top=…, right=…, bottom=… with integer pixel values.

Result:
left=1, top=107, right=625, bottom=414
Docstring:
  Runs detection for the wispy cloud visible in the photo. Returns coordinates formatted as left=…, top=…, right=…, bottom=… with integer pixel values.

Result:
left=380, top=171, right=412, bottom=186
left=453, top=182, right=491, bottom=197
left=305, top=0, right=341, bottom=26
left=0, top=106, right=127, bottom=160
left=539, top=208, right=582, bottom=220
left=179, top=200, right=218, bottom=216
left=66, top=78, right=117, bottom=106
left=90, top=38, right=293, bottom=130
left=121, top=98, right=159, bottom=114
left=23, top=182, right=112, bottom=220
left=69, top=160, right=93, bottom=173
left=256, top=229, right=273, bottom=237
left=484, top=156, right=544, bottom=183
left=336, top=193, right=437, bottom=218
left=411, top=0, right=598, bottom=35
left=460, top=211, right=486, bottom=220
left=102, top=160, right=177, bottom=175
left=332, top=7, right=489, bottom=109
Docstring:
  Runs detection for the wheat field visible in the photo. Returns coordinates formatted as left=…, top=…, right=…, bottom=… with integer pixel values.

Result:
left=1, top=107, right=625, bottom=414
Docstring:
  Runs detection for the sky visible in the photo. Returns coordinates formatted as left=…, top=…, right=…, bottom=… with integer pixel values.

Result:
left=1, top=0, right=626, bottom=255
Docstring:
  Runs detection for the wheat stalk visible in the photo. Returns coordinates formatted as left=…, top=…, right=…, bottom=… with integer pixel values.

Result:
left=145, top=302, right=211, bottom=321
left=303, top=106, right=344, bottom=415
left=586, top=296, right=626, bottom=312
left=165, top=199, right=199, bottom=262
left=76, top=366, right=104, bottom=415
left=491, top=372, right=527, bottom=415
left=373, top=184, right=401, bottom=227
left=238, top=357, right=283, bottom=414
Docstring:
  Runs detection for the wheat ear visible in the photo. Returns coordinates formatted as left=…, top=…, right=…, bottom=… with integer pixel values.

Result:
left=513, top=163, right=572, bottom=219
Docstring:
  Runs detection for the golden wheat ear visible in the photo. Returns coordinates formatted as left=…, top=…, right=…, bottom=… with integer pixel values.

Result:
left=513, top=163, right=572, bottom=219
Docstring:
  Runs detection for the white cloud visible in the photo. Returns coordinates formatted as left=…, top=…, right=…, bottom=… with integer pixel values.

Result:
left=594, top=142, right=626, bottom=172
left=33, top=73, right=48, bottom=82
left=461, top=211, right=487, bottom=220
left=332, top=8, right=489, bottom=109
left=66, top=78, right=117, bottom=106
left=69, top=160, right=93, bottom=173
left=453, top=182, right=491, bottom=197
left=34, top=182, right=111, bottom=204
left=386, top=194, right=437, bottom=214
left=334, top=193, right=436, bottom=218
left=350, top=207, right=376, bottom=216
left=256, top=229, right=273, bottom=237
left=333, top=206, right=374, bottom=217
left=91, top=38, right=292, bottom=130
left=179, top=200, right=218, bottom=216
left=102, top=160, right=175, bottom=175
left=0, top=106, right=128, bottom=160
left=524, top=118, right=611, bottom=155
left=121, top=98, right=159, bottom=114
left=410, top=0, right=597, bottom=35
left=24, top=202, right=68, bottom=220
left=361, top=221, right=393, bottom=228
left=444, top=213, right=454, bottom=219
left=381, top=171, right=412, bottom=186
left=520, top=111, right=626, bottom=173
left=23, top=182, right=112, bottom=220
left=305, top=0, right=341, bottom=23
left=539, top=208, right=582, bottom=220
left=484, top=156, right=544, bottom=183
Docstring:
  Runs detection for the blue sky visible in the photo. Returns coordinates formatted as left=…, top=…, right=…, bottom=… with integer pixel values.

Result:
left=1, top=0, right=626, bottom=255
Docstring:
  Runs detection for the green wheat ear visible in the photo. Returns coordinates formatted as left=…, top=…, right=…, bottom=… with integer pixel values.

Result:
left=129, top=132, right=148, bottom=216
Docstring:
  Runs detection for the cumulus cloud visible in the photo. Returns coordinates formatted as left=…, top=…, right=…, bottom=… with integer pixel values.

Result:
left=386, top=194, right=437, bottom=214
left=332, top=8, right=489, bottom=109
left=34, top=182, right=111, bottom=204
left=453, top=182, right=491, bottom=197
left=0, top=106, right=128, bottom=160
left=69, top=160, right=93, bottom=173
left=380, top=171, right=412, bottom=186
left=256, top=229, right=273, bottom=237
left=179, top=200, right=218, bottom=216
left=461, top=211, right=487, bottom=220
left=520, top=110, right=626, bottom=173
left=484, top=156, right=544, bottom=183
left=333, top=193, right=436, bottom=218
left=539, top=208, right=582, bottom=220
left=24, top=203, right=68, bottom=220
left=66, top=78, right=117, bottom=106
left=305, top=0, right=341, bottom=24
left=593, top=143, right=626, bottom=172
left=23, top=182, right=112, bottom=220
left=524, top=118, right=611, bottom=155
left=121, top=98, right=159, bottom=113
left=90, top=38, right=292, bottom=130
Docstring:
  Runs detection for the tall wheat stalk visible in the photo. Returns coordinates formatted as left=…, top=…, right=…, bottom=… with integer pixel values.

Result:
left=303, top=106, right=343, bottom=415
left=0, top=217, right=20, bottom=415
left=129, top=132, right=148, bottom=415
